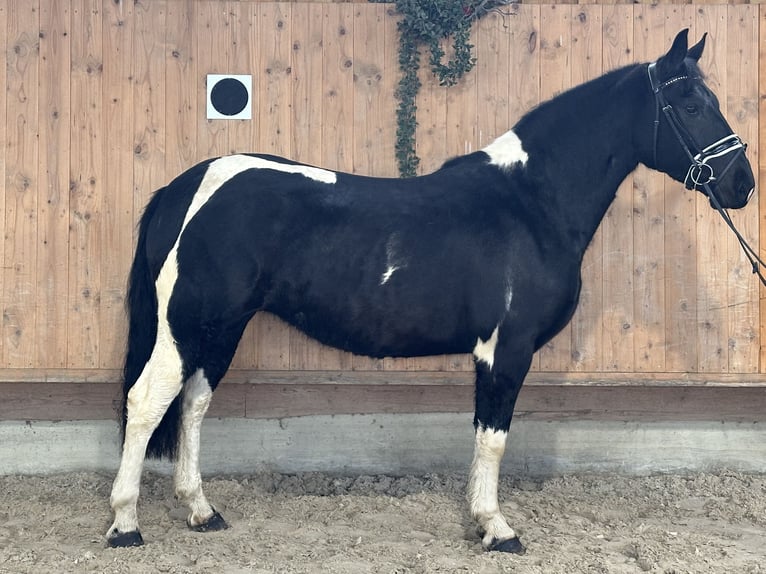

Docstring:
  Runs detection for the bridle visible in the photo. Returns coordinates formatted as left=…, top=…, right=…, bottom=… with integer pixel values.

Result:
left=648, top=62, right=766, bottom=285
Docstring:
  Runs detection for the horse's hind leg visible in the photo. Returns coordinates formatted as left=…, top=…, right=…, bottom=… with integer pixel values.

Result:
left=173, top=369, right=228, bottom=532
left=468, top=327, right=531, bottom=554
left=107, top=340, right=184, bottom=547
left=172, top=321, right=251, bottom=534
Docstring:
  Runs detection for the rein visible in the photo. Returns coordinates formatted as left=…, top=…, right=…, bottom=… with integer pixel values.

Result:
left=648, top=62, right=766, bottom=286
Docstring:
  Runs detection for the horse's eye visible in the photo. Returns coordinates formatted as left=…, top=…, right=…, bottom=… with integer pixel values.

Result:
left=685, top=104, right=699, bottom=115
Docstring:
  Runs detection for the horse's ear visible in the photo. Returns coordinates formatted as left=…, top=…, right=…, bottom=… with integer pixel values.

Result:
left=656, top=29, right=689, bottom=78
left=687, top=33, right=707, bottom=62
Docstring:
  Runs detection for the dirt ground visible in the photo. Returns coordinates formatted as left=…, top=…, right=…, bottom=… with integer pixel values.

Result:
left=0, top=471, right=763, bottom=573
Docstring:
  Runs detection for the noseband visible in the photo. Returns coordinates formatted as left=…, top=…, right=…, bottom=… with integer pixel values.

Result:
left=647, top=62, right=766, bottom=285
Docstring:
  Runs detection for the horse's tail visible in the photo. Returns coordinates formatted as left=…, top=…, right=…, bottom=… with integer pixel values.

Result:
left=120, top=186, right=182, bottom=460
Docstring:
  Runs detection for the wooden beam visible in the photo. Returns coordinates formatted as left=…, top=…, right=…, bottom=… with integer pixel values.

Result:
left=1, top=379, right=765, bottom=423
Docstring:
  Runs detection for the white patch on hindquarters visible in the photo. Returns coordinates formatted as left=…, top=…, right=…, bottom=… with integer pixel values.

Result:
left=380, top=233, right=407, bottom=286
left=473, top=326, right=499, bottom=370
left=468, top=426, right=517, bottom=549
left=483, top=130, right=528, bottom=169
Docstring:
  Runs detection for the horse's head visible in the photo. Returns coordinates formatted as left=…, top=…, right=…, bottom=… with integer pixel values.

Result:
left=642, top=29, right=754, bottom=209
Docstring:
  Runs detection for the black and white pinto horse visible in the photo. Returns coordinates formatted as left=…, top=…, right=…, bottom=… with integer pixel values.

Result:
left=107, top=30, right=754, bottom=553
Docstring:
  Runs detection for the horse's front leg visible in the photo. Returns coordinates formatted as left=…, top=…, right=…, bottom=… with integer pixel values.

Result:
left=468, top=326, right=531, bottom=554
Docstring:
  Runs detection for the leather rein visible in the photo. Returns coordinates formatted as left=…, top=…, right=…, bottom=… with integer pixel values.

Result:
left=648, top=62, right=766, bottom=286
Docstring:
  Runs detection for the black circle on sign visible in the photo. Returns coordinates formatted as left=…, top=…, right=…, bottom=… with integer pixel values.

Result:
left=210, top=78, right=248, bottom=116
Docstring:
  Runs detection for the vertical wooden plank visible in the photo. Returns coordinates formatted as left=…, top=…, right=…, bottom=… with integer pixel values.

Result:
left=285, top=1, right=320, bottom=371
left=414, top=33, right=447, bottom=176
left=321, top=2, right=354, bottom=173
left=227, top=0, right=256, bottom=156
left=568, top=4, right=603, bottom=372
left=508, top=4, right=540, bottom=127
left=165, top=0, right=196, bottom=175
left=133, top=0, right=167, bottom=217
left=351, top=3, right=409, bottom=372
left=725, top=4, right=759, bottom=373
left=37, top=1, right=70, bottom=368
left=227, top=0, right=259, bottom=371
left=537, top=3, right=572, bottom=371
left=759, top=4, right=766, bottom=373
left=69, top=0, right=103, bottom=368
left=100, top=0, right=134, bottom=369
left=291, top=2, right=322, bottom=167
left=694, top=6, right=728, bottom=374
left=381, top=3, right=400, bottom=180
left=444, top=19, right=478, bottom=161
left=195, top=1, right=230, bottom=160
left=353, top=3, right=388, bottom=175
left=3, top=0, right=39, bottom=367
left=600, top=4, right=634, bottom=372
left=258, top=1, right=293, bottom=158
left=633, top=4, right=666, bottom=373
left=476, top=10, right=509, bottom=149
left=507, top=4, right=541, bottom=375
left=0, top=1, right=7, bottom=364
left=664, top=4, right=698, bottom=373
left=254, top=2, right=293, bottom=370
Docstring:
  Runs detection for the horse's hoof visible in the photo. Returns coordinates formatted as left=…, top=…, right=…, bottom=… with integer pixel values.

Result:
left=189, top=510, right=229, bottom=532
left=107, top=529, right=144, bottom=548
left=488, top=536, right=526, bottom=554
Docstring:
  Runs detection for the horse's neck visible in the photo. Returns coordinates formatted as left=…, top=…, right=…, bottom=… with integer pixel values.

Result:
left=512, top=68, right=642, bottom=255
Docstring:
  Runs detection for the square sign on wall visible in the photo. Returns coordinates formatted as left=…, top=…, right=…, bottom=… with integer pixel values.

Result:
left=206, top=74, right=252, bottom=120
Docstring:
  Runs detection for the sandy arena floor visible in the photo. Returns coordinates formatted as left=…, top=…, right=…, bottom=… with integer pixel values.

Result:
left=0, top=471, right=763, bottom=573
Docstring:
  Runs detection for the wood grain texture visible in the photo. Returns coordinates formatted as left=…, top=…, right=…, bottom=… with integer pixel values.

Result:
left=0, top=2, right=764, bottom=407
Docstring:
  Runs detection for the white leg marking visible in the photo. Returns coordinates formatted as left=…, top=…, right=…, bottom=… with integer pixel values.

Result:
left=473, top=326, right=499, bottom=370
left=468, top=426, right=516, bottom=548
left=483, top=130, right=528, bottom=169
left=108, top=339, right=184, bottom=538
left=174, top=369, right=217, bottom=527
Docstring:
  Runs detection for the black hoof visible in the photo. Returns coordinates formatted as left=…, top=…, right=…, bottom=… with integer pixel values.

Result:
left=488, top=536, right=526, bottom=555
left=189, top=510, right=230, bottom=532
left=107, top=530, right=144, bottom=548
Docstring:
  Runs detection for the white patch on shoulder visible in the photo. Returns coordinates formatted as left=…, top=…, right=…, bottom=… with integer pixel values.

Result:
left=473, top=326, right=499, bottom=369
left=483, top=130, right=528, bottom=168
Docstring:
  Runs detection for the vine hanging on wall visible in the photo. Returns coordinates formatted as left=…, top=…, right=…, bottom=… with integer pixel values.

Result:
left=371, top=0, right=518, bottom=177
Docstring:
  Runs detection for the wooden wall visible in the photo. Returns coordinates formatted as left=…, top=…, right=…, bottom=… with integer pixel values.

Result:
left=1, top=1, right=765, bottom=423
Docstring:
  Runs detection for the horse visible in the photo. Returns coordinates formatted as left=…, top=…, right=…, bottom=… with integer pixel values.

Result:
left=106, top=30, right=754, bottom=553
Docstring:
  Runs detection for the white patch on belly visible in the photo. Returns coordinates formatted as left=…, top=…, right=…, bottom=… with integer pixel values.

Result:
left=473, top=326, right=499, bottom=370
left=483, top=130, right=528, bottom=168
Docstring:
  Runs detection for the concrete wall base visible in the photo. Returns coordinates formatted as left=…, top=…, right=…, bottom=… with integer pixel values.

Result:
left=2, top=414, right=764, bottom=476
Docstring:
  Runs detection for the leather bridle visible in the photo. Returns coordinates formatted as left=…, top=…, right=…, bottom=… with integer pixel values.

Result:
left=647, top=62, right=765, bottom=286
